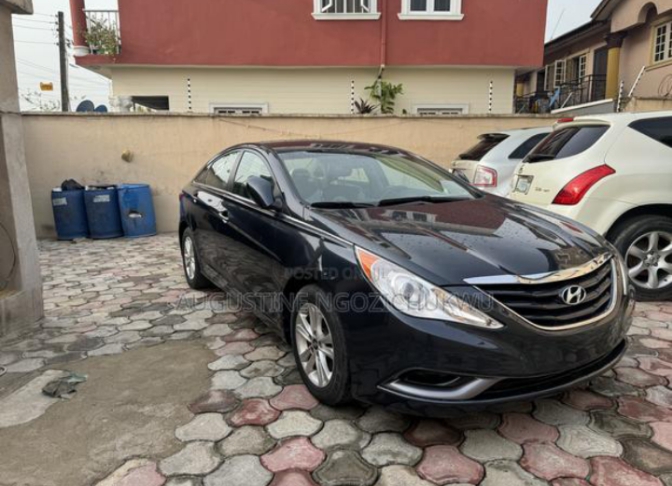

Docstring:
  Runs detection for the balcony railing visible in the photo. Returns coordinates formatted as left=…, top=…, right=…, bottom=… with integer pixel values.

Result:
left=83, top=9, right=121, bottom=55
left=516, top=75, right=608, bottom=114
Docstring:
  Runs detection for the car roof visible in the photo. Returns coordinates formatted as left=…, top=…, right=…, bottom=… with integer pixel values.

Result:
left=490, top=127, right=553, bottom=137
left=570, top=110, right=672, bottom=125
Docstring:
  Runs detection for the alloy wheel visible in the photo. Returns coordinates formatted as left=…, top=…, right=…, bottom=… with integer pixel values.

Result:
left=183, top=236, right=196, bottom=280
left=295, top=303, right=335, bottom=388
left=626, top=231, right=672, bottom=290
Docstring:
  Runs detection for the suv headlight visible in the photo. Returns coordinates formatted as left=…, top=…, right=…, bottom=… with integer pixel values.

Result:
left=356, top=248, right=503, bottom=329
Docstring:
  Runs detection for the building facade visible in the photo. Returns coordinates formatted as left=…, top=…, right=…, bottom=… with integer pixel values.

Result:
left=517, top=0, right=672, bottom=114
left=69, top=0, right=547, bottom=115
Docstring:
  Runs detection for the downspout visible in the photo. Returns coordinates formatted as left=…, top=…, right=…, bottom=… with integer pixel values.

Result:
left=378, top=0, right=388, bottom=82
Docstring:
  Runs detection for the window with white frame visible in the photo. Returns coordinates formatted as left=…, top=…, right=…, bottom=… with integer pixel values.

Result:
left=414, top=104, right=468, bottom=116
left=554, top=59, right=566, bottom=88
left=211, top=104, right=267, bottom=116
left=653, top=21, right=672, bottom=63
left=313, top=0, right=380, bottom=20
left=399, top=0, right=463, bottom=20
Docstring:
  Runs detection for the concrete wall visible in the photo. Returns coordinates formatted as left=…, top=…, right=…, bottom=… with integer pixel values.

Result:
left=111, top=66, right=516, bottom=115
left=21, top=114, right=555, bottom=237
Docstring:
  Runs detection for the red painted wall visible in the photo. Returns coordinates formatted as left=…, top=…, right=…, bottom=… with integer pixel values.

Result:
left=79, top=0, right=547, bottom=68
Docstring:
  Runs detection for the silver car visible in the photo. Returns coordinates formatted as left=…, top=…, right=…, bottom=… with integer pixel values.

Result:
left=451, top=127, right=551, bottom=197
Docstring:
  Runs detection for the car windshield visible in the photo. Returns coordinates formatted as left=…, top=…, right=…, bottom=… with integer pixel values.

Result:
left=278, top=149, right=475, bottom=206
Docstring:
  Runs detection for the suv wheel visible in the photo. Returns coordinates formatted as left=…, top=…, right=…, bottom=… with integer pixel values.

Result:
left=290, top=285, right=351, bottom=405
left=181, top=229, right=211, bottom=290
left=610, top=216, right=672, bottom=301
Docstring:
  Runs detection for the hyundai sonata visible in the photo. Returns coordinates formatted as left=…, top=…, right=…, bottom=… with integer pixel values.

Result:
left=179, top=141, right=634, bottom=414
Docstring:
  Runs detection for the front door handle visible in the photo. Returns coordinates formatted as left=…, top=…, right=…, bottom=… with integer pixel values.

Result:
left=217, top=208, right=229, bottom=223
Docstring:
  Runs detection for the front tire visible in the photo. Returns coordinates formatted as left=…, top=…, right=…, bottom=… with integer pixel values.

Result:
left=181, top=229, right=211, bottom=290
left=290, top=285, right=351, bottom=406
left=610, top=216, right=672, bottom=301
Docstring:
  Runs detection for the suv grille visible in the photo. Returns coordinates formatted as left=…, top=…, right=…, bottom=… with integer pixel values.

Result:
left=478, top=259, right=615, bottom=329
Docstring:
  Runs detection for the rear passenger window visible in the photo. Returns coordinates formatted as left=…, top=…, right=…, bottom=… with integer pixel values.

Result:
left=204, top=152, right=239, bottom=190
left=509, top=133, right=548, bottom=159
left=526, top=126, right=609, bottom=162
left=630, top=117, right=672, bottom=149
left=458, top=134, right=509, bottom=161
left=232, top=152, right=273, bottom=200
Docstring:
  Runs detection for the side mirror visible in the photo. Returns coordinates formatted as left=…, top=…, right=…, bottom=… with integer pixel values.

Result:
left=247, top=176, right=278, bottom=209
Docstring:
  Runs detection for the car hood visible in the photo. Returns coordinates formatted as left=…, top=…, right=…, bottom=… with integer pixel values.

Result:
left=308, top=195, right=608, bottom=286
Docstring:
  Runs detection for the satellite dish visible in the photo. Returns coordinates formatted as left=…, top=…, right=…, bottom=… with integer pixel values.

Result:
left=76, top=100, right=95, bottom=112
left=94, top=105, right=108, bottom=113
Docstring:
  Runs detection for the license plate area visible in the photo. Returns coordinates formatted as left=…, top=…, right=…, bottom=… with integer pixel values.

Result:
left=514, top=175, right=534, bottom=195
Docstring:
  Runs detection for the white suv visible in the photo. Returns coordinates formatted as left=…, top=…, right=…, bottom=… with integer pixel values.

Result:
left=510, top=112, right=672, bottom=301
left=450, top=127, right=551, bottom=197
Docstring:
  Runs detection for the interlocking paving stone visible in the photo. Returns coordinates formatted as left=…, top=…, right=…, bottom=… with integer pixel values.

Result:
left=261, top=437, right=326, bottom=473
left=275, top=368, right=304, bottom=386
left=589, top=411, right=652, bottom=439
left=416, top=445, right=484, bottom=484
left=312, top=419, right=371, bottom=450
left=652, top=422, right=672, bottom=452
left=311, top=404, right=366, bottom=422
left=202, top=324, right=232, bottom=337
left=621, top=438, right=672, bottom=476
left=639, top=357, right=672, bottom=378
left=234, top=377, right=282, bottom=399
left=562, top=390, right=613, bottom=411
left=313, top=450, right=377, bottom=486
left=267, top=411, right=323, bottom=439
left=646, top=385, right=672, bottom=408
left=403, top=419, right=461, bottom=447
left=268, top=469, right=318, bottom=486
left=447, top=411, right=501, bottom=430
left=118, top=321, right=153, bottom=331
left=143, top=325, right=175, bottom=337
left=589, top=456, right=663, bottom=486
left=159, top=441, right=221, bottom=476
left=498, top=413, right=559, bottom=445
left=240, top=360, right=284, bottom=379
left=551, top=479, right=591, bottom=486
left=188, top=390, right=239, bottom=414
left=270, top=385, right=319, bottom=411
left=520, top=442, right=590, bottom=481
left=618, top=396, right=672, bottom=423
left=204, top=455, right=272, bottom=486
left=533, top=399, right=590, bottom=426
left=225, top=329, right=259, bottom=342
left=66, top=336, right=105, bottom=352
left=361, top=433, right=422, bottom=466
left=210, top=371, right=247, bottom=390
left=557, top=424, right=623, bottom=458
left=96, top=459, right=165, bottom=486
left=245, top=346, right=286, bottom=362
left=4, top=358, right=45, bottom=373
left=616, top=367, right=667, bottom=387
left=175, top=413, right=232, bottom=442
left=374, top=465, right=434, bottom=486
left=218, top=426, right=276, bottom=457
left=461, top=429, right=522, bottom=462
left=105, top=330, right=142, bottom=344
left=88, top=343, right=126, bottom=357
left=208, top=354, right=249, bottom=371
left=357, top=407, right=410, bottom=434
left=229, top=399, right=280, bottom=427
left=481, top=460, right=546, bottom=486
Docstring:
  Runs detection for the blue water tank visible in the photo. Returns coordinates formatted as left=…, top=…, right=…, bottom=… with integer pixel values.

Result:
left=83, top=186, right=123, bottom=239
left=51, top=189, right=89, bottom=240
left=117, top=184, right=157, bottom=238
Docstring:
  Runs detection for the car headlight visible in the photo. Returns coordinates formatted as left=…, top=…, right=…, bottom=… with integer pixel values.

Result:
left=355, top=248, right=503, bottom=329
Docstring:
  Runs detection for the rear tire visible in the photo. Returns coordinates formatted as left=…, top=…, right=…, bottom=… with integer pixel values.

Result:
left=609, top=216, right=672, bottom=302
left=290, top=285, right=351, bottom=406
left=181, top=229, right=211, bottom=290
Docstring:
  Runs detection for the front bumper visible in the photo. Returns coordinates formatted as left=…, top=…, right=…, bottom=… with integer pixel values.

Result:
left=341, top=281, right=634, bottom=415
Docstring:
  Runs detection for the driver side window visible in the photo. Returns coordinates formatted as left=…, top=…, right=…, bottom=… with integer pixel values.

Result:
left=232, top=151, right=274, bottom=200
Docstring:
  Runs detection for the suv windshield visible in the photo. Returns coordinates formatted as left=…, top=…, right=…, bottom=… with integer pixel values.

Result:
left=458, top=134, right=509, bottom=161
left=525, top=125, right=609, bottom=162
left=278, top=150, right=474, bottom=206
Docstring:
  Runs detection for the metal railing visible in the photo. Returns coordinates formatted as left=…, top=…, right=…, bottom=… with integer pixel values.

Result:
left=83, top=9, right=121, bottom=54
left=516, top=74, right=608, bottom=114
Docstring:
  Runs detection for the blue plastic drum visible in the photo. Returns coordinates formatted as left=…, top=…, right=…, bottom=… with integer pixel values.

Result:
left=83, top=186, right=124, bottom=239
left=117, top=184, right=157, bottom=238
left=51, top=189, right=89, bottom=240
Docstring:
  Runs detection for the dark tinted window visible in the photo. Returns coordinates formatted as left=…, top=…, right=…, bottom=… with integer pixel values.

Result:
left=458, top=134, right=509, bottom=161
left=204, top=152, right=239, bottom=190
left=509, top=133, right=549, bottom=159
left=630, top=117, right=672, bottom=149
left=526, top=125, right=609, bottom=162
left=232, top=152, right=273, bottom=200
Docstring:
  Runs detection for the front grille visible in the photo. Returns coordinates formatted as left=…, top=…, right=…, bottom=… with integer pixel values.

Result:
left=478, top=259, right=615, bottom=329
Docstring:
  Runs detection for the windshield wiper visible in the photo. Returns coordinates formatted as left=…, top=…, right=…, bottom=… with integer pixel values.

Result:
left=526, top=154, right=556, bottom=162
left=376, top=196, right=468, bottom=207
left=310, top=201, right=376, bottom=209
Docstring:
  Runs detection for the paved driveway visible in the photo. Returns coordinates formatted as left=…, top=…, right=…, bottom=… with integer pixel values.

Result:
left=0, top=235, right=671, bottom=486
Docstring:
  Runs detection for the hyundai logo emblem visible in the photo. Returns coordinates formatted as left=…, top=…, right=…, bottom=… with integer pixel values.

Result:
left=560, top=285, right=588, bottom=306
